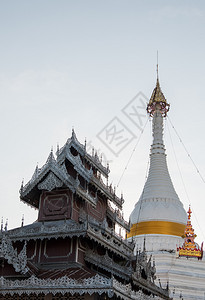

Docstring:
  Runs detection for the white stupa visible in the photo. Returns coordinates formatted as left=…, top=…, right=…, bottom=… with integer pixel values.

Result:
left=128, top=75, right=205, bottom=299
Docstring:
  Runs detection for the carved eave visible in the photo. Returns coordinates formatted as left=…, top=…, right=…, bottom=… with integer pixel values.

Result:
left=49, top=145, right=123, bottom=210
left=1, top=221, right=134, bottom=258
left=57, top=145, right=93, bottom=182
left=0, top=274, right=167, bottom=299
left=0, top=274, right=114, bottom=298
left=107, top=203, right=130, bottom=231
left=1, top=220, right=87, bottom=242
left=85, top=250, right=132, bottom=281
left=132, top=274, right=169, bottom=299
left=76, top=186, right=98, bottom=207
left=84, top=151, right=109, bottom=178
left=91, top=176, right=124, bottom=209
left=20, top=152, right=77, bottom=209
left=87, top=224, right=134, bottom=259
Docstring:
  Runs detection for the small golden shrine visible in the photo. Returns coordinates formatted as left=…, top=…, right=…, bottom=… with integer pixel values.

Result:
left=177, top=206, right=203, bottom=259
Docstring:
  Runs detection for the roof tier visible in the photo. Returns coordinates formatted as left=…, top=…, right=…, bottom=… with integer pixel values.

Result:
left=20, top=131, right=124, bottom=210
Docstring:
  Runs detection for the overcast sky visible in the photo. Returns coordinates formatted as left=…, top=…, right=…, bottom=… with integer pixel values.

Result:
left=1, top=0, right=205, bottom=244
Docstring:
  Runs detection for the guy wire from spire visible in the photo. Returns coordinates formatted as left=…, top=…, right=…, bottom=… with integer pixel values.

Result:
left=134, top=156, right=151, bottom=243
left=167, top=116, right=205, bottom=184
left=166, top=120, right=190, bottom=206
left=166, top=120, right=205, bottom=248
left=116, top=117, right=149, bottom=188
left=167, top=116, right=205, bottom=241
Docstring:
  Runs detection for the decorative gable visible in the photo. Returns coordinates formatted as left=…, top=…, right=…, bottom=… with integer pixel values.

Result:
left=0, top=235, right=28, bottom=275
left=20, top=131, right=125, bottom=227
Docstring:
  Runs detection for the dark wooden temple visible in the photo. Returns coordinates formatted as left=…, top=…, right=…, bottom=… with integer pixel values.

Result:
left=0, top=131, right=170, bottom=300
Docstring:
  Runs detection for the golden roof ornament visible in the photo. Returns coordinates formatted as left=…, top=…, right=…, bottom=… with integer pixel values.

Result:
left=177, top=206, right=203, bottom=259
left=147, top=70, right=170, bottom=117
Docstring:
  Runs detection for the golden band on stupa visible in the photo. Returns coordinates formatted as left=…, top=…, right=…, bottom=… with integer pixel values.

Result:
left=127, top=220, right=186, bottom=238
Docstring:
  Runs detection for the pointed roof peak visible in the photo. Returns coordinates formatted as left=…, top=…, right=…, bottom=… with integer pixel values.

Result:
left=46, top=149, right=55, bottom=164
left=187, top=205, right=192, bottom=220
left=72, top=127, right=77, bottom=139
left=150, top=76, right=166, bottom=104
left=147, top=75, right=170, bottom=117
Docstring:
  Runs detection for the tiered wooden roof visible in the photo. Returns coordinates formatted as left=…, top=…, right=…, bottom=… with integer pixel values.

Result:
left=0, top=131, right=170, bottom=299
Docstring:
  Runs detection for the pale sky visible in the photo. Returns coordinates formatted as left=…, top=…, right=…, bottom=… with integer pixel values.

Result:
left=1, top=0, right=205, bottom=244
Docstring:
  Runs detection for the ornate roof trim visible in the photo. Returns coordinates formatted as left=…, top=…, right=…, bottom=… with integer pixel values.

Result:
left=0, top=274, right=164, bottom=299
left=38, top=172, right=63, bottom=191
left=107, top=202, right=129, bottom=230
left=85, top=250, right=132, bottom=280
left=132, top=274, right=169, bottom=299
left=76, top=186, right=98, bottom=207
left=0, top=235, right=29, bottom=274
left=0, top=274, right=113, bottom=297
left=1, top=221, right=133, bottom=257
left=1, top=221, right=87, bottom=242
left=20, top=146, right=122, bottom=210
left=57, top=130, right=109, bottom=177
left=84, top=151, right=109, bottom=177
left=57, top=146, right=93, bottom=182
left=87, top=224, right=134, bottom=258
left=91, top=176, right=124, bottom=209
left=20, top=155, right=77, bottom=202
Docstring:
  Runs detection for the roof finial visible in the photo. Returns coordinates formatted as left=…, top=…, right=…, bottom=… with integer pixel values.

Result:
left=4, top=219, right=8, bottom=231
left=20, top=178, right=24, bottom=192
left=187, top=205, right=192, bottom=220
left=1, top=217, right=3, bottom=232
left=147, top=56, right=170, bottom=117
left=21, top=214, right=24, bottom=227
left=143, top=236, right=146, bottom=252
left=56, top=143, right=60, bottom=156
left=72, top=127, right=77, bottom=140
left=156, top=50, right=159, bottom=79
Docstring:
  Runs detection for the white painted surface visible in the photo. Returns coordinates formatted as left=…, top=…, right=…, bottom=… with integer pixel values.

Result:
left=129, top=103, right=205, bottom=299
left=130, top=110, right=187, bottom=227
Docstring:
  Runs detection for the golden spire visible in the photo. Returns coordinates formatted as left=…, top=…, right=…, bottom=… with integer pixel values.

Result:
left=157, top=50, right=159, bottom=79
left=149, top=78, right=167, bottom=104
left=187, top=206, right=192, bottom=220
left=184, top=206, right=196, bottom=242
left=177, top=206, right=203, bottom=259
left=147, top=62, right=170, bottom=117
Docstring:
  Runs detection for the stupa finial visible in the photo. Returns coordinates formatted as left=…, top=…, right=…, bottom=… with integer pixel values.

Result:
left=147, top=64, right=170, bottom=117
left=157, top=50, right=159, bottom=80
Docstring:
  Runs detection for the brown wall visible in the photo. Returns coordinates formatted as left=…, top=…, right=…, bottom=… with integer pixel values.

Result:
left=38, top=189, right=72, bottom=222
